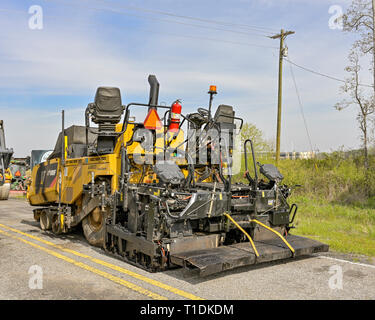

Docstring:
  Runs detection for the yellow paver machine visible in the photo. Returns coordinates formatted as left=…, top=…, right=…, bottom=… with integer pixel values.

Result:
left=28, top=76, right=328, bottom=276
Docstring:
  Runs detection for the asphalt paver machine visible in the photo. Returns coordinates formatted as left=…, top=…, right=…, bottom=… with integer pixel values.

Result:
left=28, top=76, right=328, bottom=276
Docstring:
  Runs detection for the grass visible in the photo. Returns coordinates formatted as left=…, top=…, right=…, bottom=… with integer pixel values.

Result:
left=233, top=151, right=375, bottom=257
left=290, top=194, right=375, bottom=257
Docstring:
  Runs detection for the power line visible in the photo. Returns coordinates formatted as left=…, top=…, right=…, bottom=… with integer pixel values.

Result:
left=0, top=6, right=278, bottom=50
left=285, top=58, right=374, bottom=88
left=47, top=0, right=273, bottom=38
left=288, top=61, right=314, bottom=153
left=84, top=0, right=278, bottom=34
left=147, top=32, right=278, bottom=49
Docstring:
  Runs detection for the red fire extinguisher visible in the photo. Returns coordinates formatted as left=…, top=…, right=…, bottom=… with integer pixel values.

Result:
left=169, top=100, right=182, bottom=132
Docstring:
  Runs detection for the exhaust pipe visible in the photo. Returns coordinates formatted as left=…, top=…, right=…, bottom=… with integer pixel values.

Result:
left=148, top=75, right=159, bottom=107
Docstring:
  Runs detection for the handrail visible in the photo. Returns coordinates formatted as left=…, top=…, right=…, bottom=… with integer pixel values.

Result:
left=250, top=218, right=295, bottom=256
left=244, top=139, right=258, bottom=189
left=224, top=213, right=259, bottom=257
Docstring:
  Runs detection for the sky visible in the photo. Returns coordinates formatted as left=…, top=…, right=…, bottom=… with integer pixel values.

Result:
left=0, top=0, right=370, bottom=157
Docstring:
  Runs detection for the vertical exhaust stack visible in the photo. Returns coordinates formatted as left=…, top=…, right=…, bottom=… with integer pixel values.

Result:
left=148, top=75, right=160, bottom=109
left=143, top=75, right=163, bottom=130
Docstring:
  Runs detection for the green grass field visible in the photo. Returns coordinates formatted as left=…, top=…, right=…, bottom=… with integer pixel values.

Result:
left=234, top=151, right=375, bottom=258
left=291, top=194, right=375, bottom=257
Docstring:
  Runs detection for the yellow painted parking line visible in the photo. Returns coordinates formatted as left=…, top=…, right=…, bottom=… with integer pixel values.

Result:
left=0, top=228, right=167, bottom=300
left=0, top=223, right=203, bottom=300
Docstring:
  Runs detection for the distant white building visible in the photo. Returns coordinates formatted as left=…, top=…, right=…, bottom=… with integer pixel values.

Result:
left=279, top=151, right=316, bottom=160
left=242, top=151, right=317, bottom=160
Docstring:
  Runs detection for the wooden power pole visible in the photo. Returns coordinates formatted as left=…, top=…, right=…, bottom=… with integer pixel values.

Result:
left=270, top=29, right=295, bottom=164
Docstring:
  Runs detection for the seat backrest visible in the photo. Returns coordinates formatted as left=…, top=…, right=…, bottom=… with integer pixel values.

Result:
left=214, top=105, right=235, bottom=124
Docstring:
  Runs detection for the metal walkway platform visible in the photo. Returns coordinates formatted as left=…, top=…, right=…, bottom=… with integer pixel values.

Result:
left=170, top=234, right=329, bottom=277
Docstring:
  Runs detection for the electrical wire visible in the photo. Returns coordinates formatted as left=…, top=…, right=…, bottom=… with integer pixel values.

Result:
left=47, top=0, right=274, bottom=38
left=0, top=5, right=278, bottom=49
left=285, top=58, right=374, bottom=88
left=77, top=0, right=279, bottom=34
left=139, top=32, right=278, bottom=49
left=288, top=61, right=314, bottom=153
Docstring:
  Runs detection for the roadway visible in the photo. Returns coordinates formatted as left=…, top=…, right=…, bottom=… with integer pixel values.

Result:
left=1, top=198, right=374, bottom=300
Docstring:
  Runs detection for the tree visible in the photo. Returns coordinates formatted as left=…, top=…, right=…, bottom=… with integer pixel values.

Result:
left=240, top=122, right=273, bottom=156
left=337, top=0, right=375, bottom=194
left=343, top=0, right=375, bottom=98
left=335, top=49, right=374, bottom=175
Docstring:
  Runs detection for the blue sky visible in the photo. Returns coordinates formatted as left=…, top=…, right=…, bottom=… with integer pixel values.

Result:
left=0, top=0, right=369, bottom=156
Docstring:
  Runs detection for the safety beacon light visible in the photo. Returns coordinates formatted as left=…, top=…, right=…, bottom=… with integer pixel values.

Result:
left=168, top=100, right=182, bottom=132
left=209, top=85, right=217, bottom=94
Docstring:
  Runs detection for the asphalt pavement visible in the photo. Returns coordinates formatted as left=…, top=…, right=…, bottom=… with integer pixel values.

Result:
left=0, top=198, right=374, bottom=300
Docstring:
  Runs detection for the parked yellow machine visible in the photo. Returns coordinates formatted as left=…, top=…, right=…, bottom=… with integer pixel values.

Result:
left=0, top=168, right=12, bottom=200
left=28, top=75, right=328, bottom=276
left=0, top=120, right=13, bottom=200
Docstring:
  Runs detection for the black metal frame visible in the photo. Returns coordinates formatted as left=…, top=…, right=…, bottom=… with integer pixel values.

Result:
left=244, top=139, right=258, bottom=190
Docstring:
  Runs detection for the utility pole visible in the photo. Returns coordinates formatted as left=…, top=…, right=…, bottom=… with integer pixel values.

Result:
left=270, top=29, right=295, bottom=164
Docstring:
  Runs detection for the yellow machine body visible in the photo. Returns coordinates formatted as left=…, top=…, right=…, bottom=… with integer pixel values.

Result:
left=28, top=122, right=186, bottom=206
